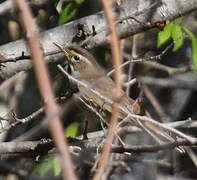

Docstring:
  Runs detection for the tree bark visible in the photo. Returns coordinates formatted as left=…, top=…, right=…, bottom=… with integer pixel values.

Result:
left=0, top=0, right=196, bottom=79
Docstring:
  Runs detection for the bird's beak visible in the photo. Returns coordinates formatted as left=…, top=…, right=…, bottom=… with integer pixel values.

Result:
left=53, top=42, right=72, bottom=63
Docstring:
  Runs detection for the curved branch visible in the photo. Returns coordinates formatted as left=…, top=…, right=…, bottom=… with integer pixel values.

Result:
left=0, top=0, right=196, bottom=79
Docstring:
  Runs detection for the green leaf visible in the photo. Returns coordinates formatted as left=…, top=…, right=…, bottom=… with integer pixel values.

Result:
left=36, top=10, right=47, bottom=25
left=157, top=23, right=174, bottom=48
left=38, top=155, right=62, bottom=177
left=53, top=156, right=61, bottom=176
left=183, top=27, right=197, bottom=71
left=183, top=27, right=196, bottom=41
left=58, top=2, right=77, bottom=25
left=76, top=0, right=85, bottom=4
left=39, top=122, right=80, bottom=177
left=39, top=156, right=55, bottom=177
left=171, top=24, right=184, bottom=51
left=173, top=17, right=183, bottom=25
left=54, top=0, right=64, bottom=12
left=53, top=0, right=60, bottom=7
left=64, top=122, right=79, bottom=137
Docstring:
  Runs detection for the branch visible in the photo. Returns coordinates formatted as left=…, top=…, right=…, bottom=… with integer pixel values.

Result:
left=0, top=135, right=196, bottom=157
left=0, top=0, right=50, bottom=16
left=0, top=107, right=44, bottom=134
left=112, top=139, right=196, bottom=153
left=139, top=77, right=197, bottom=90
left=93, top=0, right=123, bottom=179
left=14, top=1, right=77, bottom=180
left=0, top=0, right=196, bottom=79
left=0, top=160, right=27, bottom=178
left=57, top=65, right=197, bottom=144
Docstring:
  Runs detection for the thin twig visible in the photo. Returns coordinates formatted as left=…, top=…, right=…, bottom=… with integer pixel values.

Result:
left=184, top=147, right=197, bottom=167
left=14, top=97, right=76, bottom=142
left=112, top=138, right=197, bottom=153
left=0, top=48, right=62, bottom=63
left=107, top=42, right=174, bottom=77
left=142, top=85, right=171, bottom=123
left=0, top=160, right=27, bottom=178
left=14, top=1, right=77, bottom=180
left=0, top=0, right=196, bottom=80
left=0, top=71, right=25, bottom=91
left=57, top=65, right=196, bottom=143
left=0, top=95, right=71, bottom=135
left=93, top=0, right=123, bottom=179
left=0, top=108, right=44, bottom=134
left=139, top=77, right=197, bottom=90
left=126, top=35, right=137, bottom=95
left=0, top=133, right=197, bottom=156
left=124, top=78, right=137, bottom=87
left=81, top=0, right=160, bottom=47
left=0, top=0, right=50, bottom=16
left=133, top=0, right=161, bottom=16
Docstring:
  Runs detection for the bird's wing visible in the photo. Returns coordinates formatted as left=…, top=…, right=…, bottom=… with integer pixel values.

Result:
left=78, top=77, right=141, bottom=120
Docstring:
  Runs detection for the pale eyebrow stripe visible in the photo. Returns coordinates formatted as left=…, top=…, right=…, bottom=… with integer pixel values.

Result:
left=71, top=50, right=93, bottom=66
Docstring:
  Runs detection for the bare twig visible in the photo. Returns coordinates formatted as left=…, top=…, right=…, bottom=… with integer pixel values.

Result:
left=0, top=53, right=31, bottom=63
left=92, top=0, right=123, bottom=179
left=0, top=48, right=63, bottom=63
left=14, top=1, right=77, bottom=180
left=124, top=78, right=137, bottom=87
left=107, top=59, right=141, bottom=77
left=0, top=95, right=71, bottom=135
left=14, top=120, right=46, bottom=142
left=0, top=126, right=197, bottom=157
left=139, top=77, right=197, bottom=90
left=129, top=157, right=171, bottom=168
left=1, top=135, right=197, bottom=157
left=112, top=138, right=197, bottom=153
left=0, top=0, right=13, bottom=16
left=0, top=139, right=52, bottom=154
left=166, top=119, right=194, bottom=128
left=132, top=0, right=161, bottom=16
left=0, top=160, right=27, bottom=178
left=13, top=96, right=77, bottom=142
left=184, top=147, right=197, bottom=167
left=0, top=108, right=44, bottom=134
left=0, top=0, right=196, bottom=79
left=107, top=42, right=175, bottom=77
left=0, top=0, right=50, bottom=16
left=0, top=71, right=25, bottom=91
left=142, top=85, right=171, bottom=122
left=57, top=66, right=196, bottom=143
left=81, top=0, right=160, bottom=46
left=126, top=35, right=137, bottom=95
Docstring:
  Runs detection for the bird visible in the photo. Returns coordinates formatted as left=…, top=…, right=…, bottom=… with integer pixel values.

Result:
left=54, top=43, right=179, bottom=143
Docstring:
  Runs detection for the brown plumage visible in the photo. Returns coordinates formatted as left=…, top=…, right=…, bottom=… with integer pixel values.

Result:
left=59, top=45, right=141, bottom=118
left=55, top=43, right=177, bottom=143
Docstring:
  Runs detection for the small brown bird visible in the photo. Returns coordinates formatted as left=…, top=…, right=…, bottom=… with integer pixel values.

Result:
left=56, top=45, right=141, bottom=114
left=54, top=43, right=177, bottom=143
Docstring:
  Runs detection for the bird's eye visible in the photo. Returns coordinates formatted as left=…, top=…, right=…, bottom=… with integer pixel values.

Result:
left=73, top=55, right=80, bottom=61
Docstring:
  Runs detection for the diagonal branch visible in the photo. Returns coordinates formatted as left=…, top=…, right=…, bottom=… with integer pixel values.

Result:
left=92, top=0, right=123, bottom=179
left=57, top=65, right=197, bottom=144
left=14, top=1, right=77, bottom=180
left=0, top=0, right=196, bottom=79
